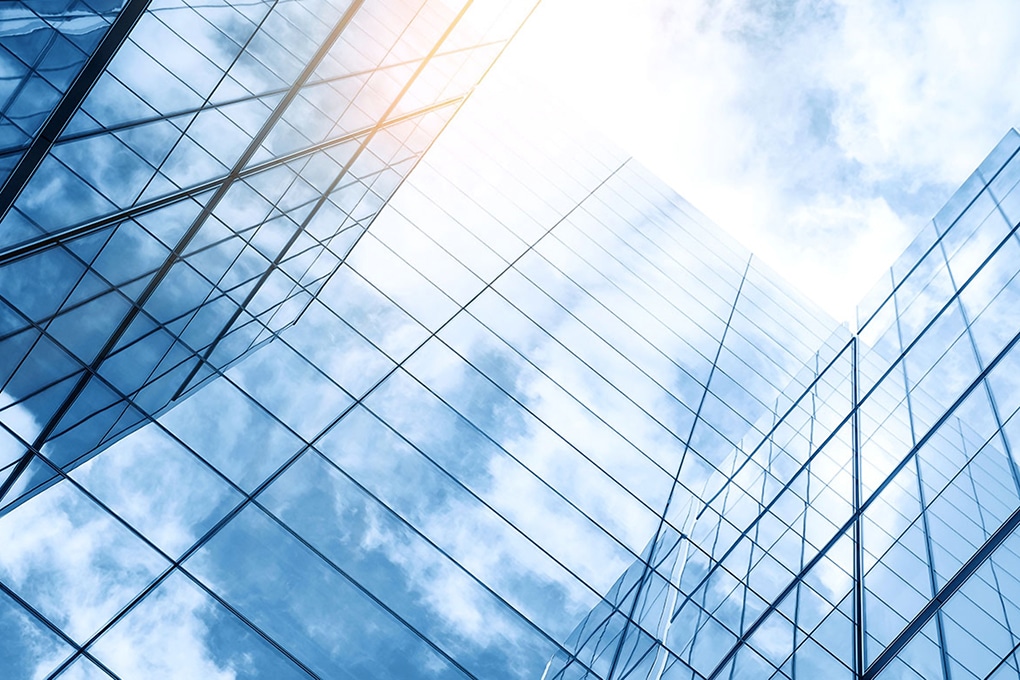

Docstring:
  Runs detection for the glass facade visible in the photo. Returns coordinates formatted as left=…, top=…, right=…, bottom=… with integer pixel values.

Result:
left=547, top=130, right=1020, bottom=680
left=0, top=0, right=537, bottom=510
left=3, top=3, right=1020, bottom=679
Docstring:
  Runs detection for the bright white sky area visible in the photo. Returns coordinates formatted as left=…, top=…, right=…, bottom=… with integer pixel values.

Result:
left=489, top=0, right=1020, bottom=324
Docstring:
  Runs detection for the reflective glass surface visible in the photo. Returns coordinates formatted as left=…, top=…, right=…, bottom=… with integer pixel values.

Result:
left=4, top=2, right=1020, bottom=678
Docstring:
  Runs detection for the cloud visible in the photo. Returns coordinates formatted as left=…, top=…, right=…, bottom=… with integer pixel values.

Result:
left=0, top=420, right=270, bottom=679
left=0, top=478, right=166, bottom=653
left=494, top=0, right=1020, bottom=323
left=87, top=573, right=237, bottom=680
left=70, top=422, right=241, bottom=559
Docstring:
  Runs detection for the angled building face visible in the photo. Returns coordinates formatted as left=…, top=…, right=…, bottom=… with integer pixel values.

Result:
left=0, top=0, right=537, bottom=508
left=547, top=131, right=1020, bottom=680
left=2, top=3, right=1020, bottom=680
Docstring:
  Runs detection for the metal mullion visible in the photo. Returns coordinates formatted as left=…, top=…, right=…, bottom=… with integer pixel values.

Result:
left=584, top=182, right=746, bottom=296
left=0, top=0, right=370, bottom=504
left=892, top=269, right=952, bottom=680
left=608, top=166, right=748, bottom=280
left=47, top=54, right=402, bottom=148
left=534, top=247, right=860, bottom=526
left=983, top=637, right=1020, bottom=680
left=0, top=216, right=125, bottom=379
left=125, top=0, right=292, bottom=212
left=48, top=655, right=119, bottom=679
left=464, top=279, right=719, bottom=482
left=583, top=188, right=823, bottom=363
left=791, top=374, right=819, bottom=680
left=0, top=0, right=151, bottom=218
left=350, top=385, right=677, bottom=619
left=669, top=347, right=857, bottom=627
left=548, top=217, right=811, bottom=419
left=277, top=146, right=425, bottom=289
left=0, top=579, right=94, bottom=674
left=5, top=114, right=600, bottom=671
left=727, top=460, right=773, bottom=680
left=708, top=314, right=1020, bottom=680
left=394, top=342, right=671, bottom=581
left=42, top=264, right=274, bottom=441
left=168, top=136, right=327, bottom=348
left=960, top=422, right=1020, bottom=674
left=172, top=154, right=634, bottom=666
left=252, top=450, right=602, bottom=680
left=738, top=263, right=834, bottom=354
left=0, top=26, right=59, bottom=124
left=864, top=497, right=1020, bottom=679
left=851, top=337, right=865, bottom=679
left=433, top=293, right=692, bottom=527
left=297, top=269, right=738, bottom=668
left=3, top=15, right=144, bottom=221
left=857, top=212, right=1020, bottom=420
left=0, top=240, right=149, bottom=504
left=172, top=88, right=463, bottom=382
left=537, top=227, right=723, bottom=407
left=618, top=612, right=689, bottom=680
left=148, top=146, right=616, bottom=676
left=298, top=443, right=585, bottom=664
left=172, top=0, right=478, bottom=395
left=297, top=41, right=499, bottom=129
left=0, top=247, right=263, bottom=505
left=479, top=261, right=749, bottom=484
left=156, top=154, right=632, bottom=679
left=1, top=437, right=323, bottom=680
left=250, top=497, right=482, bottom=679
left=0, top=93, right=454, bottom=267
left=243, top=141, right=429, bottom=338
left=615, top=639, right=672, bottom=680
left=857, top=142, right=1020, bottom=335
left=939, top=240, right=1020, bottom=499
left=606, top=257, right=753, bottom=680
left=552, top=217, right=735, bottom=370
left=485, top=234, right=767, bottom=452
left=516, top=244, right=709, bottom=411
left=42, top=563, right=175, bottom=680
left=192, top=173, right=693, bottom=566
left=1, top=280, right=257, bottom=514
left=334, top=156, right=644, bottom=678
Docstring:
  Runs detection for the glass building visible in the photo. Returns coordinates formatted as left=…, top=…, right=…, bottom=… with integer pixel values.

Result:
left=3, top=2, right=1020, bottom=679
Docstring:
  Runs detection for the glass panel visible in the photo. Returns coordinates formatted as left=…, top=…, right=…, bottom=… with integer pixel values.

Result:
left=0, top=479, right=166, bottom=642
left=260, top=449, right=561, bottom=677
left=158, top=377, right=304, bottom=492
left=71, top=423, right=242, bottom=558
left=186, top=505, right=473, bottom=680
left=88, top=570, right=309, bottom=680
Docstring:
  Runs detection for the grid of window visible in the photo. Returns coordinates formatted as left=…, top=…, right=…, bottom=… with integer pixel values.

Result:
left=0, top=0, right=133, bottom=186
left=4, top=2, right=1020, bottom=679
left=0, top=0, right=537, bottom=514
left=545, top=129, right=1020, bottom=680
left=0, top=70, right=844, bottom=677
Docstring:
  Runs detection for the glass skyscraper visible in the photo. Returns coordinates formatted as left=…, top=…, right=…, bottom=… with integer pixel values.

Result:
left=2, top=2, right=1020, bottom=679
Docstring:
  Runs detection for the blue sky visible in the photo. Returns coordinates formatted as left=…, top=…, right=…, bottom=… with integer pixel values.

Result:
left=492, top=0, right=1020, bottom=323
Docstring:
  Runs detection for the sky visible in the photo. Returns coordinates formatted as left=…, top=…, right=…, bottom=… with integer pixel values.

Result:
left=491, top=0, right=1020, bottom=324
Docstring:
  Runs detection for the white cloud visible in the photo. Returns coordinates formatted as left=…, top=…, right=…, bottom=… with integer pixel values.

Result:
left=0, top=482, right=166, bottom=644
left=87, top=573, right=237, bottom=680
left=492, top=0, right=1020, bottom=324
left=825, top=0, right=1020, bottom=185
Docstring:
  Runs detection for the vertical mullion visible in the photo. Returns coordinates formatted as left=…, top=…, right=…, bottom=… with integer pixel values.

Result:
left=0, top=0, right=153, bottom=220
left=852, top=335, right=864, bottom=679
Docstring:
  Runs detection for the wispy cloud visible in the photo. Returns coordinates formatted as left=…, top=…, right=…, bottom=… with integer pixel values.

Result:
left=496, top=0, right=1020, bottom=322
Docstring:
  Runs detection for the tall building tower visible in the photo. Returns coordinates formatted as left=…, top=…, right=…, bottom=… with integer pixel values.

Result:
left=3, top=3, right=1020, bottom=680
left=545, top=131, right=1020, bottom=680
left=0, top=0, right=537, bottom=508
